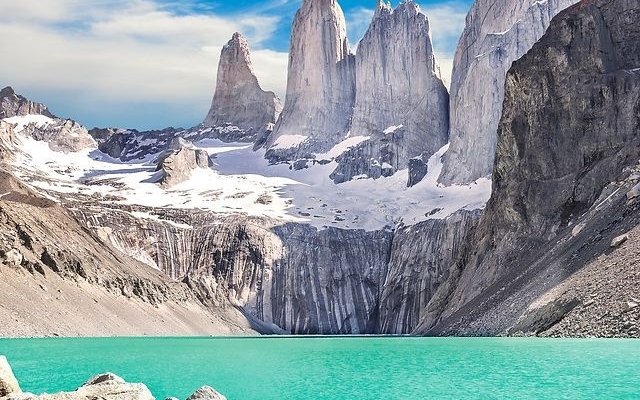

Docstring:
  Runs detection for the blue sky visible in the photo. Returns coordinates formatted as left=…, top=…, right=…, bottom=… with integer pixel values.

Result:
left=0, top=0, right=471, bottom=130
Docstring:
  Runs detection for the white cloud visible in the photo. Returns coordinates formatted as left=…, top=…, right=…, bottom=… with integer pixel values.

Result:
left=0, top=0, right=288, bottom=129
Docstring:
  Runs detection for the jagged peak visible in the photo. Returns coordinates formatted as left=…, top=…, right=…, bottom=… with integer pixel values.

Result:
left=374, top=0, right=392, bottom=17
left=1, top=86, right=16, bottom=96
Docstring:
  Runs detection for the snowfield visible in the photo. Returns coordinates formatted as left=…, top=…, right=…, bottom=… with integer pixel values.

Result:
left=5, top=115, right=492, bottom=231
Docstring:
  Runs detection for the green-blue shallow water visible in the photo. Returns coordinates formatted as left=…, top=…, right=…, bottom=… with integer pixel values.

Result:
left=1, top=337, right=640, bottom=400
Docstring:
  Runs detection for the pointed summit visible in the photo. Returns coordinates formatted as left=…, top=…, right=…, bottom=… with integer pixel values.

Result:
left=1, top=86, right=55, bottom=119
left=265, top=0, right=356, bottom=160
left=332, top=0, right=448, bottom=183
left=202, top=32, right=282, bottom=142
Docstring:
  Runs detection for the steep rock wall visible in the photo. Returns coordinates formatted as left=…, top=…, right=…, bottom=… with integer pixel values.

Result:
left=439, top=0, right=578, bottom=185
left=419, top=0, right=640, bottom=335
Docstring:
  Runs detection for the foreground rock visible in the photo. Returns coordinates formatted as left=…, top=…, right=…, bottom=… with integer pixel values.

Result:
left=203, top=32, right=282, bottom=144
left=0, top=356, right=20, bottom=397
left=439, top=0, right=578, bottom=185
left=0, top=367, right=228, bottom=400
left=185, top=386, right=227, bottom=400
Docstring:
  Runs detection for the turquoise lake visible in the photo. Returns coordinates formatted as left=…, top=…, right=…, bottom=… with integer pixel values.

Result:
left=1, top=337, right=640, bottom=400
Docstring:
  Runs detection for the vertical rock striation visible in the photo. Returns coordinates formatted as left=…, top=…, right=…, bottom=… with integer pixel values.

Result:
left=334, top=0, right=448, bottom=183
left=439, top=0, right=579, bottom=185
left=266, top=0, right=356, bottom=162
left=379, top=210, right=481, bottom=334
left=419, top=0, right=640, bottom=335
left=203, top=33, right=282, bottom=143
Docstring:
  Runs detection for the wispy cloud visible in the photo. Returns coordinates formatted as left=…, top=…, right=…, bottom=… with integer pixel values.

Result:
left=0, top=0, right=288, bottom=129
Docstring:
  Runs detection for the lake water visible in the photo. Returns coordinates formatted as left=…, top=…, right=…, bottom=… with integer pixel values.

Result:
left=1, top=337, right=639, bottom=400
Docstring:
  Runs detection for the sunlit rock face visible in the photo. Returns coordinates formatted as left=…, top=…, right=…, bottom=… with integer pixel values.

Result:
left=203, top=32, right=282, bottom=144
left=265, top=0, right=356, bottom=163
left=439, top=0, right=579, bottom=185
left=336, top=0, right=449, bottom=183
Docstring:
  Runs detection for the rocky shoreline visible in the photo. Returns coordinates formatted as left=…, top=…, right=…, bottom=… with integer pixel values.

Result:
left=0, top=356, right=227, bottom=400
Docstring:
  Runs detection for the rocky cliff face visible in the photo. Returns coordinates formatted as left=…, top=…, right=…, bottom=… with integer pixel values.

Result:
left=439, top=0, right=578, bottom=185
left=378, top=210, right=480, bottom=334
left=74, top=206, right=395, bottom=334
left=265, top=0, right=355, bottom=161
left=336, top=0, right=448, bottom=183
left=0, top=87, right=54, bottom=119
left=203, top=33, right=282, bottom=144
left=419, top=0, right=640, bottom=335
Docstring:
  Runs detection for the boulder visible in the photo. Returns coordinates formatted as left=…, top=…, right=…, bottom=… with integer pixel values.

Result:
left=186, top=386, right=227, bottom=400
left=0, top=356, right=21, bottom=397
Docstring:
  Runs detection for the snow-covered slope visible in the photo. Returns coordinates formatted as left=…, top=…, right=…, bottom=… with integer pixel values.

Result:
left=6, top=115, right=490, bottom=231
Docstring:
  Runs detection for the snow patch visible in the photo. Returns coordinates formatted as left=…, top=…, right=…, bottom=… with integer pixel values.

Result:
left=383, top=125, right=403, bottom=135
left=3, top=115, right=54, bottom=133
left=271, top=134, right=307, bottom=149
left=315, top=135, right=369, bottom=160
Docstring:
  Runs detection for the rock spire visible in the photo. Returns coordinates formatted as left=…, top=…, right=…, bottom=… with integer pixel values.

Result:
left=203, top=32, right=282, bottom=143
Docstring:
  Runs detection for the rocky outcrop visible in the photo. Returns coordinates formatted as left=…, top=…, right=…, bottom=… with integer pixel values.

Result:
left=0, top=121, right=17, bottom=162
left=0, top=356, right=20, bottom=397
left=439, top=0, right=578, bottom=185
left=378, top=210, right=480, bottom=334
left=203, top=33, right=282, bottom=144
left=19, top=118, right=96, bottom=153
left=89, top=127, right=182, bottom=161
left=418, top=0, right=640, bottom=335
left=186, top=386, right=227, bottom=400
left=0, top=87, right=54, bottom=119
left=340, top=0, right=448, bottom=182
left=265, top=0, right=355, bottom=161
left=155, top=139, right=210, bottom=187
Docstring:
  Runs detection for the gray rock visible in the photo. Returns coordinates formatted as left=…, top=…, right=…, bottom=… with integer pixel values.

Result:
left=266, top=0, right=356, bottom=161
left=343, top=0, right=448, bottom=183
left=186, top=386, right=227, bottom=400
left=419, top=0, right=640, bottom=335
left=407, top=153, right=429, bottom=187
left=19, top=118, right=96, bottom=153
left=203, top=32, right=282, bottom=143
left=0, top=356, right=21, bottom=397
left=155, top=146, right=210, bottom=188
left=611, top=234, right=629, bottom=248
left=439, top=0, right=579, bottom=185
left=83, top=373, right=126, bottom=385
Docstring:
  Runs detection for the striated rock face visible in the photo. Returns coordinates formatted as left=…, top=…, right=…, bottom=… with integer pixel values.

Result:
left=0, top=356, right=20, bottom=397
left=341, top=0, right=448, bottom=182
left=419, top=0, right=640, bottom=335
left=203, top=33, right=282, bottom=143
left=0, top=121, right=16, bottom=162
left=155, top=139, right=210, bottom=188
left=0, top=87, right=54, bottom=119
left=439, top=0, right=578, bottom=185
left=76, top=208, right=395, bottom=334
left=266, top=0, right=355, bottom=161
left=378, top=210, right=480, bottom=334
